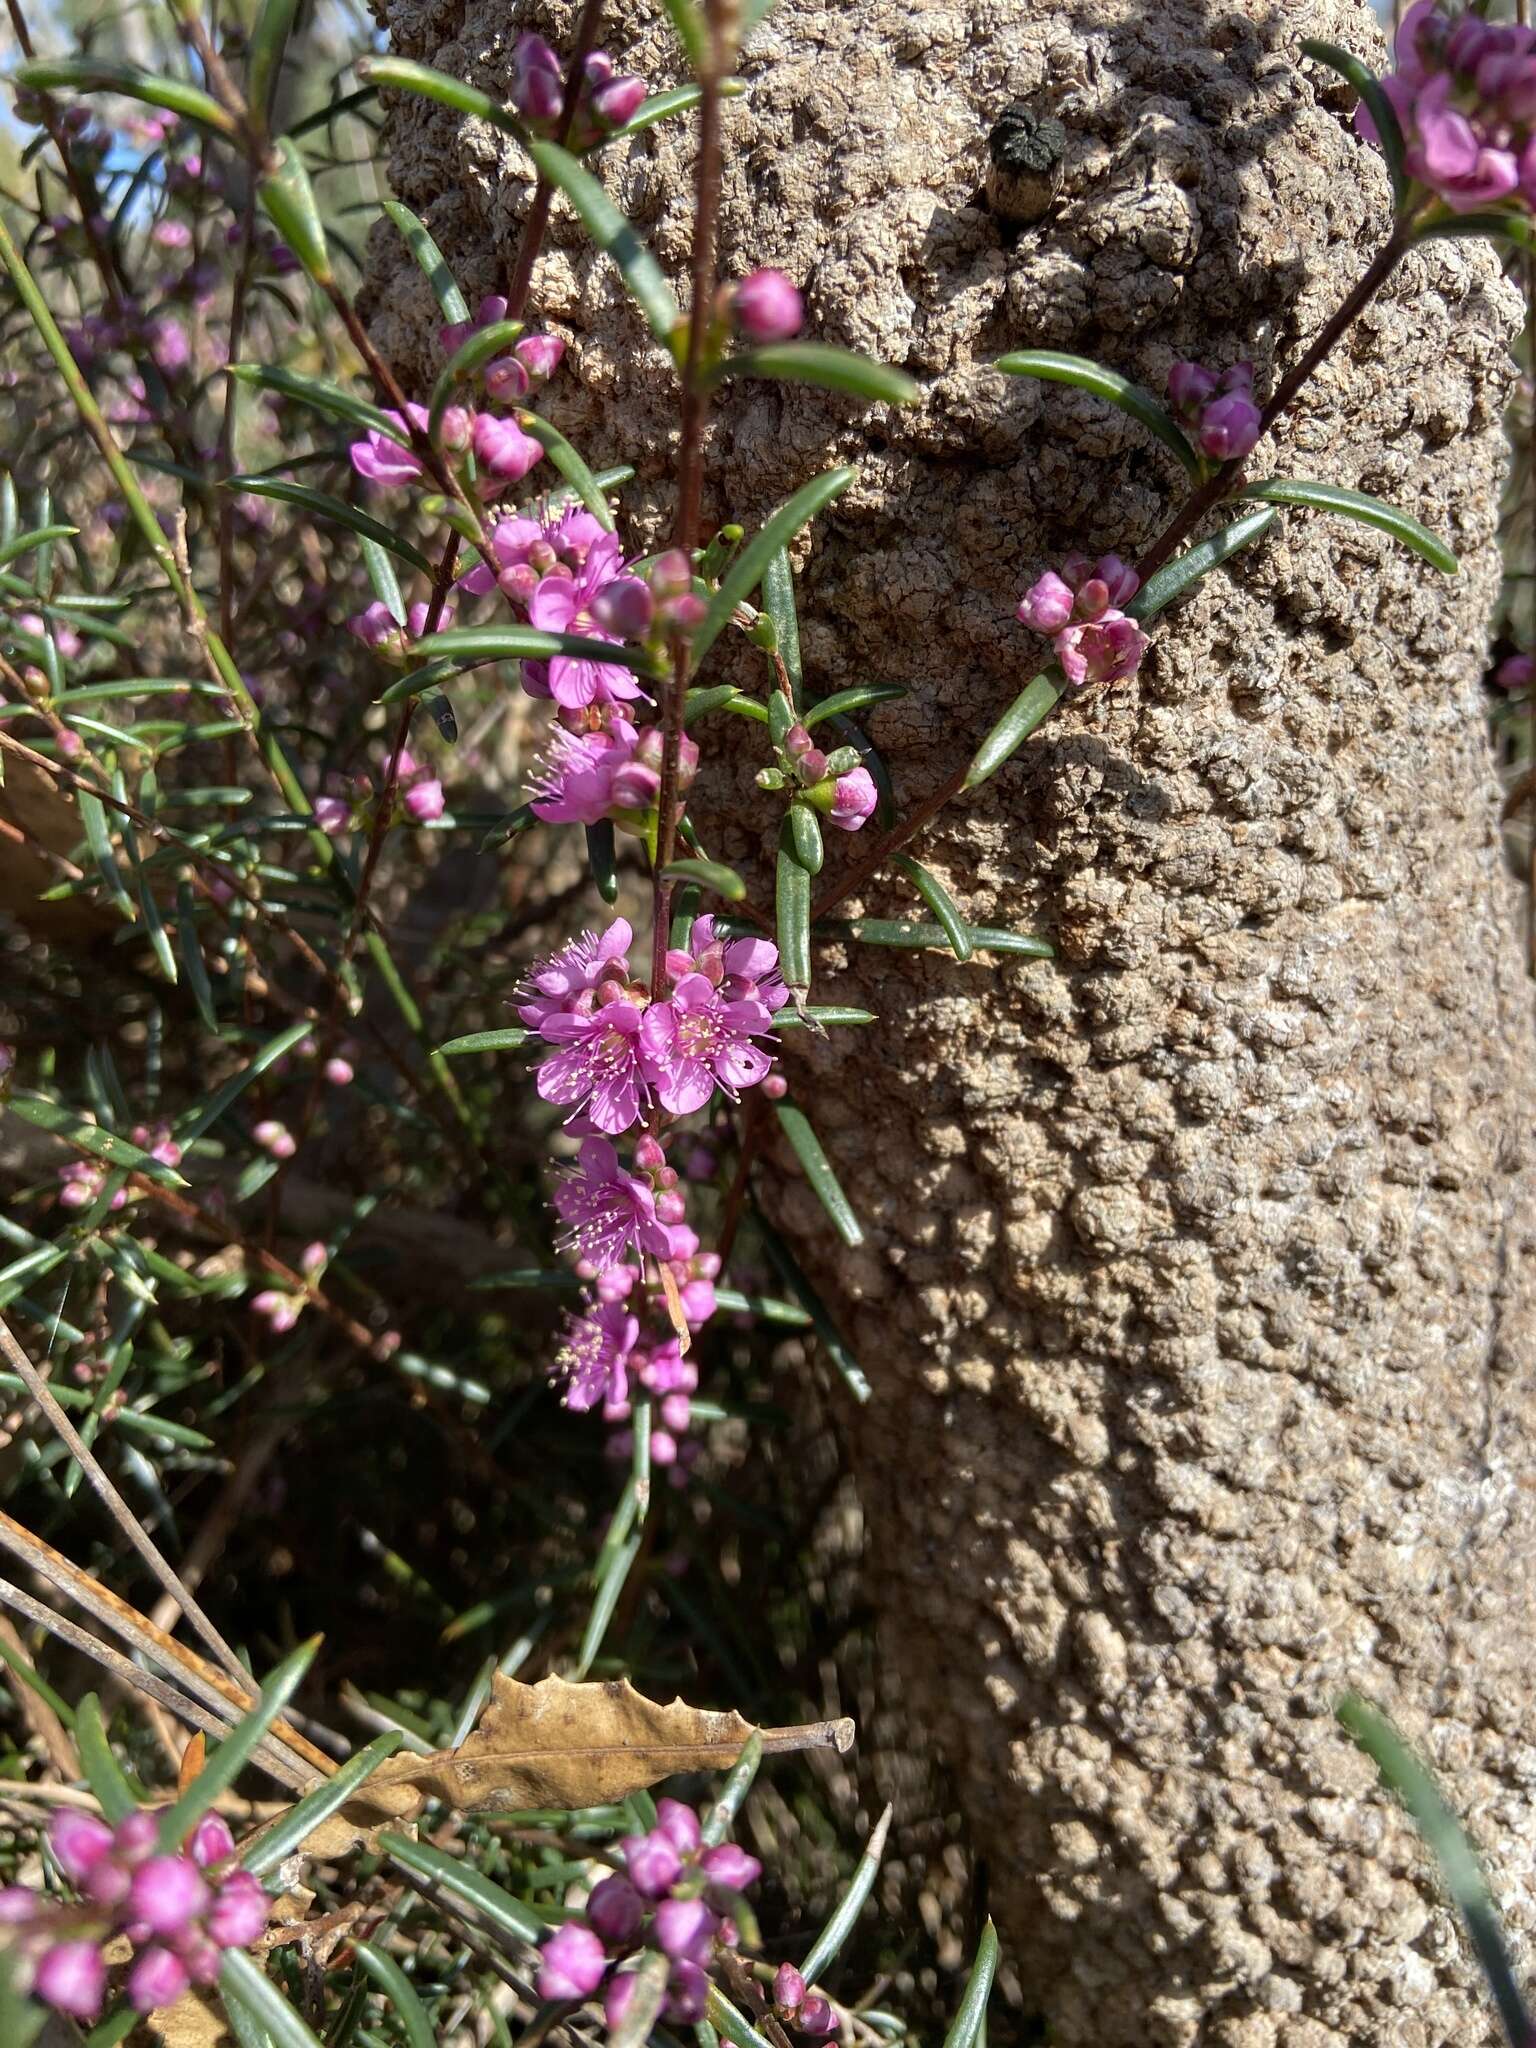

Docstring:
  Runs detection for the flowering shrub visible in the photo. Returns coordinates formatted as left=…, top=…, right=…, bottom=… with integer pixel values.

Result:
left=0, top=0, right=1530, bottom=2042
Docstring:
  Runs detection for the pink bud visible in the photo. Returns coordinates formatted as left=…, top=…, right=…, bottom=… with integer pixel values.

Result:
left=1166, top=359, right=1217, bottom=413
left=128, top=1854, right=210, bottom=1937
left=828, top=765, right=878, bottom=833
left=0, top=1886, right=38, bottom=1923
left=299, top=1240, right=328, bottom=1277
left=665, top=1959, right=709, bottom=2023
left=648, top=550, right=692, bottom=599
left=49, top=1810, right=114, bottom=1884
left=437, top=404, right=475, bottom=454
left=587, top=1873, right=644, bottom=1945
left=113, top=1812, right=161, bottom=1864
left=698, top=1842, right=761, bottom=1893
left=515, top=334, right=565, bottom=381
left=324, top=1056, right=354, bottom=1086
left=654, top=1895, right=717, bottom=1961
left=800, top=1995, right=837, bottom=2034
left=591, top=576, right=654, bottom=639
left=35, top=1940, right=107, bottom=2019
left=593, top=75, right=647, bottom=128
left=660, top=1391, right=691, bottom=1432
left=127, top=1943, right=190, bottom=2012
left=536, top=1921, right=607, bottom=2001
left=732, top=268, right=804, bottom=343
left=484, top=355, right=530, bottom=403
left=403, top=778, right=445, bottom=824
left=472, top=413, right=544, bottom=482
left=760, top=1072, right=789, bottom=1100
left=775, top=1963, right=807, bottom=2011
left=621, top=1828, right=682, bottom=1897
left=634, top=1135, right=668, bottom=1172
left=208, top=1870, right=269, bottom=1948
left=1196, top=390, right=1262, bottom=463
left=655, top=1797, right=702, bottom=1855
left=1016, top=569, right=1076, bottom=634
left=187, top=1814, right=236, bottom=1869
left=605, top=1969, right=639, bottom=2031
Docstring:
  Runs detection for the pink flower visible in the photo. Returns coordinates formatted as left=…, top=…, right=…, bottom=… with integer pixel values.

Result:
left=516, top=333, right=565, bottom=381
left=732, top=267, right=804, bottom=343
left=538, top=1921, right=607, bottom=2002
left=1166, top=360, right=1217, bottom=412
left=828, top=764, right=878, bottom=832
left=127, top=1943, right=190, bottom=2012
left=35, top=1940, right=107, bottom=2019
left=207, top=1871, right=269, bottom=1948
left=529, top=536, right=646, bottom=710
left=1018, top=555, right=1149, bottom=689
left=622, top=1828, right=682, bottom=1898
left=529, top=718, right=640, bottom=826
left=128, top=1854, right=210, bottom=1937
left=150, top=316, right=189, bottom=375
left=472, top=411, right=544, bottom=483
left=553, top=1137, right=681, bottom=1270
left=665, top=1959, right=710, bottom=2022
left=699, top=1842, right=762, bottom=1894
left=350, top=406, right=427, bottom=487
left=347, top=600, right=403, bottom=650
left=1056, top=611, right=1148, bottom=688
left=315, top=794, right=351, bottom=834
left=557, top=1294, right=638, bottom=1409
left=537, top=997, right=652, bottom=1133
left=655, top=1895, right=717, bottom=1962
left=50, top=1810, right=114, bottom=1884
left=587, top=1873, right=644, bottom=1945
left=517, top=920, right=634, bottom=1030
left=655, top=1797, right=702, bottom=1854
left=1016, top=570, right=1076, bottom=634
left=402, top=777, right=445, bottom=823
left=799, top=1996, right=838, bottom=2033
left=641, top=973, right=777, bottom=1115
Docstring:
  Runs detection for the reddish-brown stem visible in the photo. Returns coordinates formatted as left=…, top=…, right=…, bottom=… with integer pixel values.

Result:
left=815, top=217, right=1418, bottom=922
left=505, top=0, right=607, bottom=321
left=649, top=10, right=727, bottom=994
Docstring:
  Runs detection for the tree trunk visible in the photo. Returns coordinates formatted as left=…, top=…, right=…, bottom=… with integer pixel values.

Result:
left=364, top=1, right=1536, bottom=2039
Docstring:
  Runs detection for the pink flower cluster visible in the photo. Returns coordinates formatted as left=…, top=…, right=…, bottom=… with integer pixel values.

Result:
left=1366, top=5, right=1536, bottom=213
left=350, top=400, right=545, bottom=493
left=773, top=1963, right=838, bottom=2036
left=535, top=1797, right=760, bottom=2027
left=315, top=746, right=444, bottom=835
left=760, top=721, right=877, bottom=834
left=3, top=1809, right=268, bottom=2020
left=510, top=35, right=647, bottom=144
left=1167, top=359, right=1262, bottom=465
left=1016, top=552, right=1149, bottom=688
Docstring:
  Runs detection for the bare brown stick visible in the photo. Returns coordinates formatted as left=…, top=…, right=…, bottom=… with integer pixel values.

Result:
left=0, top=1310, right=249, bottom=1687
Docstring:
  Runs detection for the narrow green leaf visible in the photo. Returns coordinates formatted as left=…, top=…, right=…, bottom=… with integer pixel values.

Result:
left=804, top=683, right=904, bottom=727
left=429, top=320, right=525, bottom=440
left=248, top=0, right=300, bottom=127
left=0, top=523, right=77, bottom=571
left=662, top=857, right=747, bottom=901
left=380, top=198, right=470, bottom=324
left=75, top=1693, right=138, bottom=1822
left=360, top=57, right=521, bottom=145
left=775, top=828, right=811, bottom=998
left=1126, top=505, right=1278, bottom=622
left=701, top=1733, right=764, bottom=1847
left=774, top=1005, right=876, bottom=1030
left=801, top=1802, right=892, bottom=1979
left=1337, top=1697, right=1531, bottom=2048
left=177, top=881, right=219, bottom=1031
left=694, top=468, right=856, bottom=668
left=525, top=136, right=682, bottom=343
left=586, top=820, right=620, bottom=904
left=684, top=684, right=755, bottom=724
left=360, top=536, right=406, bottom=624
left=1415, top=210, right=1535, bottom=250
left=226, top=476, right=434, bottom=575
left=221, top=1951, right=328, bottom=2048
left=657, top=0, right=708, bottom=73
left=7, top=1096, right=187, bottom=1186
left=963, top=670, right=1064, bottom=790
left=175, top=1018, right=313, bottom=1144
left=819, top=917, right=1053, bottom=959
left=706, top=1987, right=776, bottom=2048
left=14, top=58, right=237, bottom=135
left=242, top=1729, right=406, bottom=1879
left=942, top=1921, right=999, bottom=2048
left=761, top=549, right=804, bottom=705
left=786, top=802, right=824, bottom=876
left=613, top=82, right=707, bottom=138
left=892, top=854, right=970, bottom=961
left=774, top=1101, right=862, bottom=1248
left=225, top=363, right=395, bottom=440
left=258, top=138, right=332, bottom=285
left=718, top=342, right=919, bottom=408
left=437, top=1028, right=530, bottom=1056
left=1300, top=39, right=1407, bottom=204
left=518, top=414, right=618, bottom=530
left=381, top=625, right=658, bottom=703
left=157, top=1639, right=320, bottom=1849
left=77, top=784, right=135, bottom=918
left=136, top=870, right=178, bottom=984
left=354, top=1942, right=436, bottom=2048
left=1236, top=477, right=1457, bottom=574
left=378, top=1830, right=547, bottom=1946
left=995, top=349, right=1201, bottom=476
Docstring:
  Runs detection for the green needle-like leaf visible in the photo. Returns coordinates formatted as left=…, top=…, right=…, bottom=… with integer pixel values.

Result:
left=716, top=342, right=919, bottom=407
left=942, top=1921, right=999, bottom=2048
left=996, top=350, right=1201, bottom=475
left=1301, top=39, right=1408, bottom=204
left=662, top=858, right=748, bottom=901
left=7, top=1097, right=188, bottom=1186
left=892, top=854, right=971, bottom=961
left=1235, top=477, right=1457, bottom=574
left=1127, top=505, right=1278, bottom=623
left=774, top=1101, right=863, bottom=1248
left=381, top=198, right=471, bottom=322
left=226, top=476, right=435, bottom=573
left=156, top=1638, right=320, bottom=1849
left=14, top=58, right=237, bottom=135
left=526, top=136, right=682, bottom=343
left=694, top=467, right=855, bottom=668
left=242, top=1730, right=406, bottom=1878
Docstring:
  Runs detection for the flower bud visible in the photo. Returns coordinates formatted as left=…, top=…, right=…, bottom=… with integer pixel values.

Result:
left=660, top=1391, right=692, bottom=1432
left=648, top=549, right=693, bottom=599
left=665, top=1959, right=709, bottom=2023
left=699, top=1841, right=762, bottom=1892
left=800, top=1995, right=837, bottom=2034
left=1166, top=360, right=1216, bottom=413
left=515, top=334, right=565, bottom=381
left=36, top=1940, right=107, bottom=2019
left=591, top=575, right=654, bottom=639
left=208, top=1871, right=269, bottom=1948
left=655, top=1797, right=702, bottom=1855
left=654, top=1896, right=717, bottom=1961
left=775, top=1963, right=807, bottom=2011
left=1016, top=569, right=1076, bottom=634
left=537, top=1921, right=607, bottom=2001
left=436, top=404, right=475, bottom=454
left=622, top=1828, right=683, bottom=1897
left=731, top=268, right=804, bottom=343
left=187, top=1814, right=236, bottom=1869
left=113, top=1812, right=161, bottom=1864
left=50, top=1811, right=114, bottom=1885
left=128, top=1854, right=210, bottom=1937
left=605, top=1969, right=639, bottom=2031
left=127, top=1943, right=189, bottom=2013
left=484, top=355, right=530, bottom=404
left=593, top=75, right=647, bottom=128
left=1196, top=390, right=1261, bottom=463
left=634, top=1135, right=668, bottom=1172
left=587, top=1873, right=645, bottom=1945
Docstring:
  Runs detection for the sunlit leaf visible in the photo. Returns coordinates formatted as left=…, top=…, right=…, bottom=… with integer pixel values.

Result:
left=381, top=198, right=471, bottom=322
left=995, top=349, right=1200, bottom=475
left=6, top=1096, right=187, bottom=1186
left=803, top=682, right=904, bottom=727
left=14, top=58, right=237, bottom=135
left=437, top=1028, right=530, bottom=1056
left=942, top=1921, right=999, bottom=2048
left=226, top=361, right=396, bottom=440
left=258, top=137, right=332, bottom=285
left=518, top=414, right=619, bottom=530
left=1127, top=505, right=1278, bottom=622
left=716, top=342, right=919, bottom=407
left=694, top=467, right=855, bottom=668
left=359, top=56, right=521, bottom=145
left=525, top=136, right=682, bottom=345
left=775, top=825, right=811, bottom=998
left=773, top=1101, right=862, bottom=1247
left=892, top=854, right=971, bottom=961
left=662, top=857, right=747, bottom=901
left=1235, top=476, right=1457, bottom=574
left=819, top=917, right=1053, bottom=959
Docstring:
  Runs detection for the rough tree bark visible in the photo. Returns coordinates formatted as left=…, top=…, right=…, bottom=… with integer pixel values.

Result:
left=362, top=2, right=1536, bottom=2040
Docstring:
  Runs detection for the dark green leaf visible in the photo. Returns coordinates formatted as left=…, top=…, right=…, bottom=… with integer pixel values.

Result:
left=820, top=917, right=1053, bottom=959
left=804, top=682, right=904, bottom=727
left=381, top=198, right=470, bottom=325
left=221, top=1951, right=328, bottom=2048
left=14, top=59, right=237, bottom=135
left=1337, top=1698, right=1531, bottom=2048
left=176, top=1018, right=314, bottom=1143
left=752, top=1204, right=870, bottom=1402
left=75, top=1694, right=138, bottom=1822
left=157, top=1640, right=319, bottom=1850
left=612, top=82, right=707, bottom=139
left=662, top=857, right=747, bottom=901
left=177, top=881, right=219, bottom=1031
left=684, top=684, right=757, bottom=724
left=892, top=853, right=971, bottom=961
left=801, top=1802, right=892, bottom=1978
left=258, top=139, right=333, bottom=286
left=718, top=343, right=919, bottom=407
left=248, top=0, right=300, bottom=127
left=378, top=1831, right=547, bottom=1945
left=226, top=362, right=396, bottom=440
left=775, top=826, right=811, bottom=997
left=225, top=476, right=435, bottom=574
left=694, top=468, right=856, bottom=668
left=0, top=523, right=77, bottom=571
left=775, top=1005, right=876, bottom=1030
left=437, top=1028, right=530, bottom=1056
left=7, top=1096, right=187, bottom=1186
left=996, top=349, right=1200, bottom=475
left=359, top=57, right=521, bottom=146
left=774, top=1101, right=862, bottom=1248
left=526, top=136, right=681, bottom=344
left=1300, top=39, right=1407, bottom=204
left=355, top=1942, right=435, bottom=2048
left=760, top=546, right=802, bottom=704
left=382, top=625, right=658, bottom=704
left=786, top=802, right=824, bottom=876
left=963, top=670, right=1064, bottom=790
left=942, top=1921, right=999, bottom=2048
left=360, top=535, right=406, bottom=623
left=1127, top=505, right=1278, bottom=622
left=77, top=784, right=134, bottom=918
left=587, top=820, right=619, bottom=903
left=1236, top=477, right=1457, bottom=574
left=706, top=1987, right=776, bottom=2048
left=518, top=414, right=619, bottom=530
left=243, top=1730, right=406, bottom=1879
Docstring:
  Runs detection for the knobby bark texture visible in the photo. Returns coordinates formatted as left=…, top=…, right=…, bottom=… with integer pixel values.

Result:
left=363, top=1, right=1536, bottom=2039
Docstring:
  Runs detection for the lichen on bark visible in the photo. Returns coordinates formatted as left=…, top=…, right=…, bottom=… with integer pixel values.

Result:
left=363, top=2, right=1536, bottom=2040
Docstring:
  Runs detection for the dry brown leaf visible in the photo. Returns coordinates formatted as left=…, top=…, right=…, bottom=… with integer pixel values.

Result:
left=364, top=1672, right=853, bottom=1813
